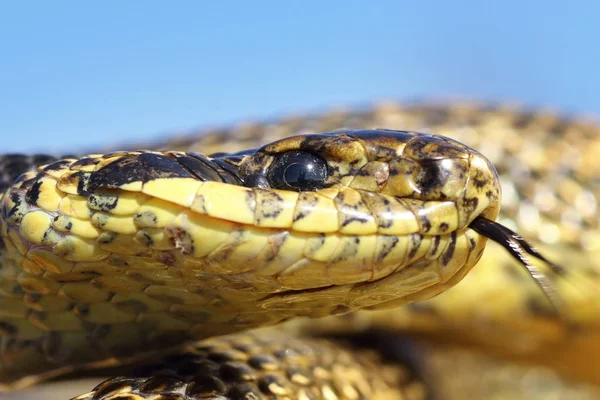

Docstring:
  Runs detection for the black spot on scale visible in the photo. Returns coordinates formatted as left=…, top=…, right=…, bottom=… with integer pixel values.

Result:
left=41, top=229, right=54, bottom=243
left=471, top=169, right=489, bottom=189
left=70, top=157, right=101, bottom=168
left=25, top=178, right=43, bottom=206
left=292, top=194, right=318, bottom=222
left=88, top=193, right=119, bottom=212
left=88, top=153, right=194, bottom=192
left=377, top=216, right=393, bottom=229
left=330, top=237, right=360, bottom=263
left=376, top=236, right=399, bottom=263
left=257, top=191, right=284, bottom=220
left=245, top=190, right=256, bottom=211
left=418, top=215, right=432, bottom=233
left=431, top=235, right=441, bottom=256
left=485, top=190, right=496, bottom=200
left=407, top=235, right=422, bottom=260
left=468, top=234, right=477, bottom=250
left=440, top=232, right=457, bottom=266
left=341, top=215, right=370, bottom=227
left=59, top=171, right=91, bottom=196
left=418, top=161, right=446, bottom=189
left=167, top=226, right=195, bottom=256
left=462, top=197, right=479, bottom=214
left=336, top=193, right=371, bottom=227
left=263, top=232, right=289, bottom=262
left=139, top=231, right=154, bottom=246
left=5, top=193, right=22, bottom=219
left=135, top=211, right=158, bottom=225
left=97, top=231, right=117, bottom=244
left=42, top=159, right=72, bottom=173
left=304, top=233, right=326, bottom=255
left=439, top=222, right=449, bottom=233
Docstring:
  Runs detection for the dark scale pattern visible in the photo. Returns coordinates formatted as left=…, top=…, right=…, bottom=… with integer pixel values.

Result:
left=75, top=332, right=426, bottom=400
left=77, top=151, right=242, bottom=196
left=86, top=153, right=195, bottom=193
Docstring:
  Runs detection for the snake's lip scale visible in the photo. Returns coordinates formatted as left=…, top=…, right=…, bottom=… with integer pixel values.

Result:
left=0, top=103, right=597, bottom=399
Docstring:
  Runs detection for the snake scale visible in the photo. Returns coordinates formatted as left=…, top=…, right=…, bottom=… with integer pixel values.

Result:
left=1, top=102, right=599, bottom=400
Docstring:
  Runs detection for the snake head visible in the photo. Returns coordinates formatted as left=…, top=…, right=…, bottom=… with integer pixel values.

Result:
left=236, top=129, right=502, bottom=233
left=228, top=129, right=560, bottom=313
left=124, top=130, right=495, bottom=310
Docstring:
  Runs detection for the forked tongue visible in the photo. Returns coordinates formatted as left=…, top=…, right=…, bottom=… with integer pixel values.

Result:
left=469, top=216, right=570, bottom=321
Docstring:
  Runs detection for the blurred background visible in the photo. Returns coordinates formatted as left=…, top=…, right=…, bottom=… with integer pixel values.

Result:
left=2, top=2, right=600, bottom=399
left=1, top=1, right=599, bottom=153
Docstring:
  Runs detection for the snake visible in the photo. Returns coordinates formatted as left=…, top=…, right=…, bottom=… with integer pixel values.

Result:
left=1, top=102, right=599, bottom=400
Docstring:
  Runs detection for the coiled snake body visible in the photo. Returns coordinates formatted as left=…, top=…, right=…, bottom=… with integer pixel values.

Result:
left=1, top=103, right=599, bottom=399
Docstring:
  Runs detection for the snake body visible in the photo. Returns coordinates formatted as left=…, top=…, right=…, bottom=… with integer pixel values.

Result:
left=1, top=102, right=599, bottom=399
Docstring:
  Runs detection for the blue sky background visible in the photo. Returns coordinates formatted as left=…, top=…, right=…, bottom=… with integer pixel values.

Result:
left=1, top=2, right=599, bottom=153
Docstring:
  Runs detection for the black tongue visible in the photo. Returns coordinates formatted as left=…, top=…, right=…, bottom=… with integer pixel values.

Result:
left=469, top=216, right=567, bottom=317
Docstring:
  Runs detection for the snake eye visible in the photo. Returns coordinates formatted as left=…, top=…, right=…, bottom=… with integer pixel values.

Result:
left=268, top=151, right=328, bottom=191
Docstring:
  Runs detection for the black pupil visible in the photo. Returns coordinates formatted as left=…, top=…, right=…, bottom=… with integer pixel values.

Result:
left=283, top=162, right=314, bottom=186
left=268, top=151, right=327, bottom=190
